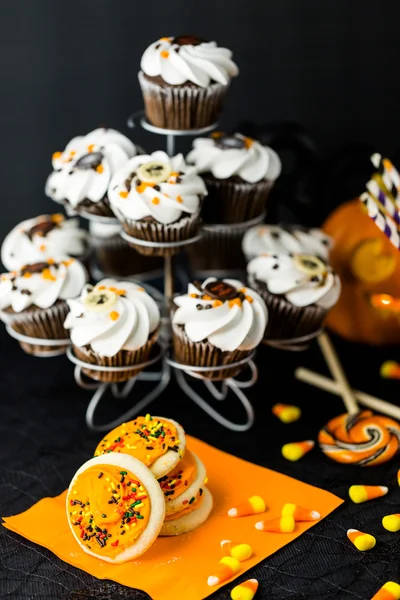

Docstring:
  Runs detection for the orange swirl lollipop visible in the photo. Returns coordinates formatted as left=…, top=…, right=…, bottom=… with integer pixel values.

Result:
left=318, top=410, right=400, bottom=466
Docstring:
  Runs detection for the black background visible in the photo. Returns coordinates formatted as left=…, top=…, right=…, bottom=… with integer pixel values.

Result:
left=1, top=0, right=400, bottom=241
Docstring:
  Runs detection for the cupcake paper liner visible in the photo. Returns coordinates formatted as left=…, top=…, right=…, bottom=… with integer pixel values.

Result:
left=115, top=209, right=202, bottom=257
left=247, top=273, right=328, bottom=342
left=172, top=323, right=251, bottom=380
left=90, top=234, right=163, bottom=277
left=138, top=71, right=229, bottom=130
left=72, top=330, right=159, bottom=383
left=0, top=301, right=70, bottom=357
left=201, top=175, right=273, bottom=224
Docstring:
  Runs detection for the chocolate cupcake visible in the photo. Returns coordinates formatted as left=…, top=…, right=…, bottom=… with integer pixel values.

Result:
left=172, top=277, right=267, bottom=380
left=1, top=213, right=89, bottom=271
left=0, top=258, right=87, bottom=356
left=45, top=128, right=139, bottom=218
left=247, top=254, right=341, bottom=342
left=89, top=221, right=162, bottom=278
left=65, top=279, right=161, bottom=383
left=138, top=36, right=238, bottom=130
left=242, top=224, right=332, bottom=262
left=108, top=151, right=206, bottom=256
left=187, top=132, right=281, bottom=224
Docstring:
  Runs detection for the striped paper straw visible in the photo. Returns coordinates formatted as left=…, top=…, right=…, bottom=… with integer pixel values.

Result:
left=371, top=153, right=400, bottom=204
left=360, top=192, right=400, bottom=249
left=366, top=178, right=400, bottom=226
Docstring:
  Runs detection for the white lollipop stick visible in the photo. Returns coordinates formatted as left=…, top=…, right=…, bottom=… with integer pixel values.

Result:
left=360, top=192, right=400, bottom=250
left=317, top=332, right=359, bottom=414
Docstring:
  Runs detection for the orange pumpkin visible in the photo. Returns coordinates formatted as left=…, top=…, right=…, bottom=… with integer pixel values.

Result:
left=323, top=199, right=400, bottom=345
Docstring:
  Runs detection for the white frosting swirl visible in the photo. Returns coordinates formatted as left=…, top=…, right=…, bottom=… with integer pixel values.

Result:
left=187, top=133, right=281, bottom=183
left=1, top=214, right=89, bottom=271
left=243, top=225, right=332, bottom=262
left=140, top=36, right=238, bottom=87
left=173, top=277, right=267, bottom=352
left=45, top=128, right=138, bottom=209
left=0, top=259, right=87, bottom=313
left=108, top=151, right=207, bottom=225
left=247, top=254, right=341, bottom=308
left=65, top=278, right=160, bottom=357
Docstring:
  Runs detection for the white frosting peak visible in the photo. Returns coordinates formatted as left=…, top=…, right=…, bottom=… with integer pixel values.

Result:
left=45, top=128, right=138, bottom=209
left=108, top=151, right=206, bottom=225
left=247, top=254, right=341, bottom=308
left=242, top=225, right=332, bottom=262
left=1, top=214, right=89, bottom=271
left=140, top=37, right=238, bottom=87
left=65, top=279, right=160, bottom=357
left=187, top=133, right=281, bottom=183
left=173, top=277, right=267, bottom=352
left=0, top=258, right=87, bottom=313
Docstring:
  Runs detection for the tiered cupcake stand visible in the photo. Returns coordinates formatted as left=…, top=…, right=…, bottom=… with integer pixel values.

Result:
left=65, top=113, right=259, bottom=432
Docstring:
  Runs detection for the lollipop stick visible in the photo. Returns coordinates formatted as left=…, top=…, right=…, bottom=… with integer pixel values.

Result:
left=295, top=367, right=400, bottom=420
left=317, top=332, right=359, bottom=414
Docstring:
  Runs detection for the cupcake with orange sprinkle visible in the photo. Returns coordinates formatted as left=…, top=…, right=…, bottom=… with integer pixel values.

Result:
left=45, top=128, right=140, bottom=218
left=0, top=258, right=87, bottom=356
left=108, top=151, right=206, bottom=256
left=65, top=278, right=161, bottom=382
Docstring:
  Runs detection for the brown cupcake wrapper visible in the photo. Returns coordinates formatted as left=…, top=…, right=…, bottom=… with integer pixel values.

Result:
left=186, top=217, right=265, bottom=273
left=247, top=273, right=327, bottom=341
left=115, top=209, right=201, bottom=257
left=201, top=175, right=273, bottom=224
left=0, top=302, right=70, bottom=356
left=138, top=71, right=229, bottom=130
left=72, top=330, right=159, bottom=383
left=91, top=234, right=163, bottom=277
left=172, top=323, right=251, bottom=380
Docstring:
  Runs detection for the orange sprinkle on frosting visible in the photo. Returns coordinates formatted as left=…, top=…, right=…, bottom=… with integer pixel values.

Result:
left=39, top=245, right=46, bottom=252
left=119, top=191, right=129, bottom=198
left=47, top=258, right=55, bottom=264
left=160, top=37, right=170, bottom=41
left=62, top=259, right=75, bottom=267
left=152, top=197, right=160, bottom=205
left=190, top=293, right=198, bottom=298
left=202, top=295, right=212, bottom=301
left=136, top=182, right=155, bottom=194
left=52, top=151, right=62, bottom=160
left=245, top=295, right=253, bottom=303
left=51, top=213, right=64, bottom=223
left=244, top=137, right=254, bottom=149
left=87, top=144, right=95, bottom=152
left=229, top=298, right=242, bottom=308
left=69, top=150, right=76, bottom=156
left=109, top=287, right=117, bottom=292
left=160, top=50, right=170, bottom=58
left=137, top=287, right=144, bottom=292
left=116, top=289, right=126, bottom=296
left=23, top=272, right=32, bottom=279
left=110, top=311, right=120, bottom=321
left=97, top=285, right=106, bottom=290
left=176, top=195, right=183, bottom=203
left=42, top=268, right=56, bottom=282
left=213, top=300, right=223, bottom=307
left=211, top=131, right=223, bottom=139
left=96, top=164, right=104, bottom=173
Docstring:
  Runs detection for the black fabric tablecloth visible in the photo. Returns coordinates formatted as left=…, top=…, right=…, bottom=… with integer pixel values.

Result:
left=1, top=327, right=400, bottom=600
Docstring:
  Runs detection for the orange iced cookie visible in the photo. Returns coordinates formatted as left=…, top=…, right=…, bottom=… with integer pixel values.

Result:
left=160, top=487, right=213, bottom=536
left=66, top=454, right=165, bottom=563
left=159, top=450, right=207, bottom=516
left=94, top=414, right=186, bottom=478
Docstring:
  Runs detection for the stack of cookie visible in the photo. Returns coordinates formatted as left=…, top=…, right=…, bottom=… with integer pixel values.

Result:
left=94, top=414, right=212, bottom=537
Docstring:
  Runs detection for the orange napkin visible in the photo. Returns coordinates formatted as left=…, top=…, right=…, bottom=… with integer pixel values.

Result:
left=3, top=436, right=342, bottom=600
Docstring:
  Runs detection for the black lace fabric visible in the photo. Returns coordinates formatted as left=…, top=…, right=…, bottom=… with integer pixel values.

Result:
left=1, top=332, right=400, bottom=599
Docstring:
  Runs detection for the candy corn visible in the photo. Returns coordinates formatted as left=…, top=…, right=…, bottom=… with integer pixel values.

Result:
left=228, top=495, right=266, bottom=517
left=282, top=503, right=320, bottom=522
left=348, top=485, right=388, bottom=504
left=381, top=361, right=400, bottom=380
left=371, top=581, right=400, bottom=600
left=272, top=403, right=301, bottom=423
left=207, top=556, right=241, bottom=587
left=281, top=440, right=314, bottom=461
left=382, top=514, right=400, bottom=532
left=231, top=578, right=259, bottom=600
left=347, top=529, right=376, bottom=551
left=221, top=540, right=253, bottom=561
left=255, top=516, right=295, bottom=533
